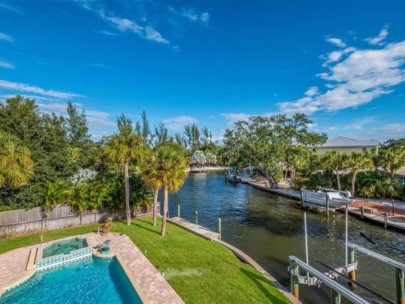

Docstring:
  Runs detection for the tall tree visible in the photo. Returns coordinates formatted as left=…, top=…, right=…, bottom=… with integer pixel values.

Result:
left=154, top=123, right=169, bottom=146
left=380, top=145, right=405, bottom=178
left=66, top=102, right=90, bottom=146
left=320, top=151, right=345, bottom=190
left=0, top=132, right=34, bottom=190
left=103, top=115, right=145, bottom=225
left=152, top=143, right=188, bottom=236
left=141, top=148, right=163, bottom=226
left=184, top=124, right=200, bottom=150
left=222, top=114, right=326, bottom=188
left=345, top=152, right=372, bottom=196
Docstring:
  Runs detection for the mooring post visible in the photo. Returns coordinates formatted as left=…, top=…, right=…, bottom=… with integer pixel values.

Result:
left=195, top=211, right=198, bottom=226
left=177, top=205, right=180, bottom=218
left=300, top=188, right=304, bottom=209
left=218, top=218, right=222, bottom=239
left=396, top=268, right=405, bottom=304
left=290, top=260, right=300, bottom=299
left=331, top=289, right=341, bottom=304
left=384, top=212, right=388, bottom=229
left=360, top=206, right=364, bottom=219
left=348, top=247, right=357, bottom=290
left=326, top=194, right=330, bottom=218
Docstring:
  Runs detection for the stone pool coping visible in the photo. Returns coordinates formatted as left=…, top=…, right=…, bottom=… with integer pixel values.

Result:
left=0, top=233, right=184, bottom=304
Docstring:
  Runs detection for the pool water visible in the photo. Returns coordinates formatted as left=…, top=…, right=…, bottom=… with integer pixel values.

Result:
left=43, top=237, right=87, bottom=258
left=0, top=257, right=142, bottom=304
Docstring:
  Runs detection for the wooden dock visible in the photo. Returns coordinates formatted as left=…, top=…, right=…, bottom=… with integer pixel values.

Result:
left=168, top=217, right=220, bottom=241
left=347, top=208, right=405, bottom=231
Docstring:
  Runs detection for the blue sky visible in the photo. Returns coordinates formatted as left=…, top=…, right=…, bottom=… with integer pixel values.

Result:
left=1, top=0, right=404, bottom=141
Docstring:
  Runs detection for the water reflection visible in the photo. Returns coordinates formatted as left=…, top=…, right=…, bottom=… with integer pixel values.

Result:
left=164, top=172, right=405, bottom=303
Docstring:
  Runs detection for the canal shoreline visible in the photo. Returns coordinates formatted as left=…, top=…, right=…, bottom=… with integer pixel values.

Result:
left=167, top=216, right=301, bottom=304
left=241, top=179, right=405, bottom=233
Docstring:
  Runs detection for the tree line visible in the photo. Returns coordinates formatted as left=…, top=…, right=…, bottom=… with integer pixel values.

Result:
left=0, top=96, right=220, bottom=236
left=221, top=113, right=405, bottom=200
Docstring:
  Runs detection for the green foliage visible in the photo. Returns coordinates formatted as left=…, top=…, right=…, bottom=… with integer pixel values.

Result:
left=222, top=113, right=326, bottom=187
left=0, top=96, right=77, bottom=208
left=192, top=150, right=207, bottom=166
left=0, top=132, right=34, bottom=190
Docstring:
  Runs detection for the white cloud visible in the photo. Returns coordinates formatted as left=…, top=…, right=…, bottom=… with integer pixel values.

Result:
left=80, top=3, right=169, bottom=45
left=163, top=115, right=198, bottom=131
left=169, top=7, right=210, bottom=25
left=365, top=28, right=388, bottom=46
left=278, top=32, right=405, bottom=115
left=221, top=113, right=251, bottom=124
left=99, top=30, right=118, bottom=36
left=0, top=3, right=23, bottom=14
left=88, top=63, right=112, bottom=69
left=0, top=60, right=14, bottom=69
left=0, top=79, right=83, bottom=99
left=305, top=86, right=319, bottom=97
left=0, top=32, right=13, bottom=42
left=326, top=37, right=346, bottom=48
left=144, top=26, right=169, bottom=44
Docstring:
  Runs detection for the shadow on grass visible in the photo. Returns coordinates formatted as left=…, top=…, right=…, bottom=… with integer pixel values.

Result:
left=240, top=268, right=286, bottom=303
left=130, top=220, right=161, bottom=236
left=199, top=248, right=241, bottom=268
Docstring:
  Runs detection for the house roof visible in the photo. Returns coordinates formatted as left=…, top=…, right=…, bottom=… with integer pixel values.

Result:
left=319, top=136, right=379, bottom=148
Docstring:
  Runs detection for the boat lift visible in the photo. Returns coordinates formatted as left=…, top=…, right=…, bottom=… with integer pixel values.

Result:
left=289, top=209, right=405, bottom=304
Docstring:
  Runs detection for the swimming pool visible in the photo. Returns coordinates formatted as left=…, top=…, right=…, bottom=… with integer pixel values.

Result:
left=42, top=237, right=88, bottom=258
left=0, top=257, right=142, bottom=304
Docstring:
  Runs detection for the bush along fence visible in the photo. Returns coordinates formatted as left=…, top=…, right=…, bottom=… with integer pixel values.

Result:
left=0, top=203, right=158, bottom=236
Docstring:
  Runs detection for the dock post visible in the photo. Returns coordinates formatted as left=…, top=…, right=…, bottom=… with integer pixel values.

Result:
left=177, top=205, right=180, bottom=218
left=348, top=247, right=357, bottom=290
left=300, top=188, right=304, bottom=209
left=360, top=206, right=364, bottom=219
left=395, top=267, right=405, bottom=304
left=384, top=213, right=388, bottom=229
left=218, top=218, right=222, bottom=240
left=326, top=195, right=330, bottom=218
left=330, top=289, right=341, bottom=304
left=290, top=260, right=299, bottom=299
left=195, top=211, right=198, bottom=226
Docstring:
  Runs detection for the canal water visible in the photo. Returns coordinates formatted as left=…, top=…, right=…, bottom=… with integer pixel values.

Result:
left=167, top=172, right=405, bottom=304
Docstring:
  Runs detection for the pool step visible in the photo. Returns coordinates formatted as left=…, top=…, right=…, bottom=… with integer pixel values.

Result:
left=26, top=248, right=38, bottom=271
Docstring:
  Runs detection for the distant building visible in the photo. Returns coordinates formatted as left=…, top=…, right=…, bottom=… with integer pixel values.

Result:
left=316, top=136, right=379, bottom=154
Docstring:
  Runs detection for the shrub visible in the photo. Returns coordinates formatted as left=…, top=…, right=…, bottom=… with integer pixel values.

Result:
left=100, top=217, right=113, bottom=234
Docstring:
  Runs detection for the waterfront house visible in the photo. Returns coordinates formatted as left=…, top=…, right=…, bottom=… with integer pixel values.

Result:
left=316, top=136, right=379, bottom=154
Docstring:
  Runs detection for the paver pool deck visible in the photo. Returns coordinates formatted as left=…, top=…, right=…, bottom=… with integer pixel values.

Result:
left=0, top=233, right=184, bottom=304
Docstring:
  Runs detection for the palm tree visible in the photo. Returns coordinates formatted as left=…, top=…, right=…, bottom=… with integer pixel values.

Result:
left=153, top=142, right=188, bottom=237
left=345, top=152, right=372, bottom=196
left=321, top=151, right=345, bottom=190
left=103, top=115, right=146, bottom=225
left=0, top=132, right=34, bottom=189
left=42, top=180, right=70, bottom=213
left=380, top=145, right=405, bottom=178
left=70, top=184, right=88, bottom=225
left=141, top=149, right=163, bottom=226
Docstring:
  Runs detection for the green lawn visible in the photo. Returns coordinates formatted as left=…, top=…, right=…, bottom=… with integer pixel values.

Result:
left=0, top=218, right=289, bottom=303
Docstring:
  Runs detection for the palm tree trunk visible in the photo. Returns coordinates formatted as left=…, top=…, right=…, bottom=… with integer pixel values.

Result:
left=335, top=169, right=341, bottom=191
left=153, top=189, right=158, bottom=226
left=124, top=162, right=131, bottom=225
left=161, top=186, right=168, bottom=237
left=351, top=171, right=357, bottom=197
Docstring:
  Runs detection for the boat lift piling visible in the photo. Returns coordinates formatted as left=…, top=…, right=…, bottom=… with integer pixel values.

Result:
left=290, top=209, right=405, bottom=303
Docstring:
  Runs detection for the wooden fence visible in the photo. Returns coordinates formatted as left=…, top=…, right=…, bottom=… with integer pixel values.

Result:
left=0, top=203, right=157, bottom=236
